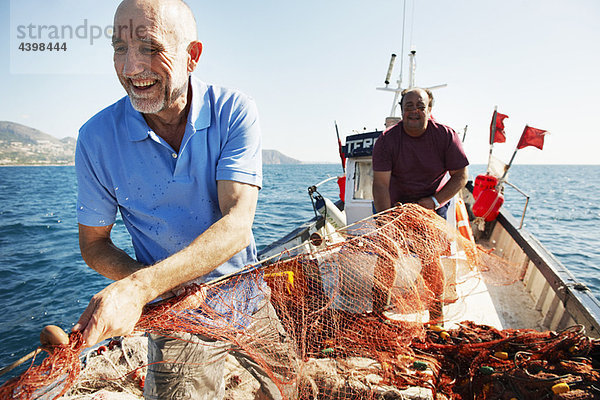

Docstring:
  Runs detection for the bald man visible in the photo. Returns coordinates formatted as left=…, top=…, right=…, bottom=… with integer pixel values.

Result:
left=372, top=88, right=469, bottom=218
left=73, top=0, right=296, bottom=398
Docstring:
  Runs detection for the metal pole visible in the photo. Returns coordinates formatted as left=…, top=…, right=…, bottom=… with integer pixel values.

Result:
left=487, top=106, right=498, bottom=174
left=384, top=54, right=397, bottom=86
left=334, top=121, right=345, bottom=173
left=502, top=180, right=530, bottom=229
left=408, top=50, right=416, bottom=88
left=499, top=148, right=519, bottom=182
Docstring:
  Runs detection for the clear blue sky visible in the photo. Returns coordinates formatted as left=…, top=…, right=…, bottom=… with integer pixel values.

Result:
left=1, top=0, right=599, bottom=165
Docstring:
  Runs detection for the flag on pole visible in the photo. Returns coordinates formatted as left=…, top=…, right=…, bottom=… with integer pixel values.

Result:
left=517, top=125, right=547, bottom=150
left=490, top=110, right=509, bottom=144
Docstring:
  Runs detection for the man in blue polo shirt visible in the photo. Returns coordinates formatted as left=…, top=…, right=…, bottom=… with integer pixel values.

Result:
left=72, top=0, right=296, bottom=398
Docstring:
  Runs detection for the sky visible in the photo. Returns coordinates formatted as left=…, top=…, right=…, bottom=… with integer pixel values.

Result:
left=1, top=0, right=599, bottom=165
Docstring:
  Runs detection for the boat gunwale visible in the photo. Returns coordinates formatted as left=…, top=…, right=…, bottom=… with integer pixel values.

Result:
left=258, top=214, right=326, bottom=260
left=494, top=205, right=600, bottom=336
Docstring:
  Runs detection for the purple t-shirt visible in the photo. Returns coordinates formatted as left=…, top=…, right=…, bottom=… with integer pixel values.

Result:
left=372, top=120, right=469, bottom=204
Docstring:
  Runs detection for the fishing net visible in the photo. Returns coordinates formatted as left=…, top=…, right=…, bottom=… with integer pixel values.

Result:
left=1, top=204, right=598, bottom=399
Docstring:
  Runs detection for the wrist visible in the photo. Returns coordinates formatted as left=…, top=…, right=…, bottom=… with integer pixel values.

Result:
left=129, top=268, right=160, bottom=304
left=430, top=195, right=440, bottom=209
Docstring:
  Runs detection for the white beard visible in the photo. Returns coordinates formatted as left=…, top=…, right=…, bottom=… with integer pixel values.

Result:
left=127, top=68, right=189, bottom=114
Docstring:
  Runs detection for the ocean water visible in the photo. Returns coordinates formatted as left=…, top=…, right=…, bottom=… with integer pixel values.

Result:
left=1, top=164, right=599, bottom=380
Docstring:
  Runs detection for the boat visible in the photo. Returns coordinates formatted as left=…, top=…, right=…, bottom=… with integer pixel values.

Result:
left=260, top=50, right=600, bottom=339
left=253, top=51, right=600, bottom=398
left=3, top=49, right=600, bottom=400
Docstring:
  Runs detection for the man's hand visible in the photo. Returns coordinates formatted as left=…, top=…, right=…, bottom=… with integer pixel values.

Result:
left=418, top=167, right=469, bottom=210
left=72, top=276, right=150, bottom=347
left=73, top=181, right=258, bottom=347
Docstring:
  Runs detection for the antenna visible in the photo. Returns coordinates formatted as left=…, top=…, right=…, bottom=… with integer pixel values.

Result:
left=408, top=49, right=416, bottom=88
left=384, top=54, right=397, bottom=87
left=399, top=0, right=407, bottom=86
left=374, top=0, right=447, bottom=119
left=376, top=49, right=448, bottom=118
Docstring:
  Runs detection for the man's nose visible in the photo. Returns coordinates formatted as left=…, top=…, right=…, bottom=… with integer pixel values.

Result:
left=122, top=50, right=147, bottom=76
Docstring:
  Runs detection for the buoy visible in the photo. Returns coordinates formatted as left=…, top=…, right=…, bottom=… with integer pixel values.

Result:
left=97, top=345, right=108, bottom=355
left=552, top=382, right=570, bottom=394
left=428, top=325, right=444, bottom=333
left=413, top=360, right=428, bottom=370
left=472, top=188, right=504, bottom=222
left=479, top=366, right=495, bottom=375
left=440, top=331, right=451, bottom=341
left=40, top=325, right=69, bottom=347
left=473, top=174, right=498, bottom=200
left=494, top=351, right=509, bottom=360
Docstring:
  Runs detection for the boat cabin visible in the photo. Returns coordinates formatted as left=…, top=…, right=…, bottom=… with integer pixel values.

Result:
left=342, top=130, right=382, bottom=225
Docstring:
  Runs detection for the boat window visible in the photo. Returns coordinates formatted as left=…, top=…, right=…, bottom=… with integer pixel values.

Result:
left=353, top=160, right=373, bottom=200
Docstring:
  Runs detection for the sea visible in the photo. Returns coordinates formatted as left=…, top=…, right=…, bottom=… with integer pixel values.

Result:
left=1, top=164, right=599, bottom=380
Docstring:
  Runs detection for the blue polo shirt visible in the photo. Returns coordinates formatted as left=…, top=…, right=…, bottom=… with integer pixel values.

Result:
left=76, top=76, right=262, bottom=285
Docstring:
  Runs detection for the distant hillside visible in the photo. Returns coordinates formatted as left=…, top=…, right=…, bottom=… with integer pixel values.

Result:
left=262, top=149, right=301, bottom=165
left=0, top=121, right=302, bottom=166
left=0, top=121, right=75, bottom=165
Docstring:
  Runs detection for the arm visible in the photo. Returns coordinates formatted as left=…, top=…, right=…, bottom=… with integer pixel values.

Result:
left=79, top=224, right=146, bottom=280
left=417, top=166, right=469, bottom=209
left=372, top=170, right=392, bottom=213
left=73, top=180, right=259, bottom=346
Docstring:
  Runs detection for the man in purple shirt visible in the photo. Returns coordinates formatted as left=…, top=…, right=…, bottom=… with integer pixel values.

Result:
left=371, top=88, right=469, bottom=322
left=372, top=88, right=469, bottom=219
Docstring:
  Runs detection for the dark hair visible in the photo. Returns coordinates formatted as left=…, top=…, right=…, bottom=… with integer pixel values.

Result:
left=400, top=88, right=434, bottom=110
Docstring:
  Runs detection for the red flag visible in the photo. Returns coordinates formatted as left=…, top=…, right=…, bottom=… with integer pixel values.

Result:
left=517, top=126, right=547, bottom=150
left=490, top=110, right=509, bottom=144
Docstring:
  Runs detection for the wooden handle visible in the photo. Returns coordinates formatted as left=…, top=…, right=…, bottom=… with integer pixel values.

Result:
left=0, top=348, right=42, bottom=378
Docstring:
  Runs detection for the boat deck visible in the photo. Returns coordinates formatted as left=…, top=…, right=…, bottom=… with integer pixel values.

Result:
left=382, top=252, right=545, bottom=331
left=444, top=261, right=544, bottom=331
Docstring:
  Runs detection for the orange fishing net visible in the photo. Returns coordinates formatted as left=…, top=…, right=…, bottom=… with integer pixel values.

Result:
left=1, top=204, right=598, bottom=399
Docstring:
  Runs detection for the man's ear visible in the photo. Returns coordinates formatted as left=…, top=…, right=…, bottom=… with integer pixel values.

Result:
left=187, top=41, right=203, bottom=73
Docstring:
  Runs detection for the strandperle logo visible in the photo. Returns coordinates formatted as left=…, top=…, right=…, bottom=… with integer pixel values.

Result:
left=10, top=6, right=153, bottom=75
left=15, top=19, right=151, bottom=46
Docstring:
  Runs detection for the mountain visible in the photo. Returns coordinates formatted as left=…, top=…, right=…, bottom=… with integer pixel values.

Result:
left=262, top=149, right=301, bottom=165
left=0, top=121, right=76, bottom=165
left=0, top=121, right=302, bottom=166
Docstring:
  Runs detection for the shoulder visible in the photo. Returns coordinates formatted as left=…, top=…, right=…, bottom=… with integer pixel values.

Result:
left=377, top=123, right=402, bottom=143
left=78, top=97, right=129, bottom=144
left=193, top=77, right=257, bottom=117
left=373, top=124, right=400, bottom=161
left=428, top=120, right=457, bottom=136
left=427, top=120, right=463, bottom=146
